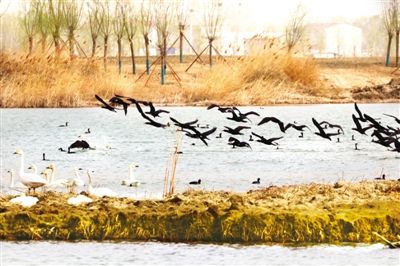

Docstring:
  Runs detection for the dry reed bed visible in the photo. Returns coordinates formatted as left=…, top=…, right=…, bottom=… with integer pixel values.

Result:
left=0, top=180, right=399, bottom=243
left=0, top=50, right=355, bottom=107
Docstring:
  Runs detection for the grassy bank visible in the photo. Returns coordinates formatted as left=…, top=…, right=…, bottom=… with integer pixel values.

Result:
left=1, top=52, right=398, bottom=108
left=1, top=180, right=399, bottom=244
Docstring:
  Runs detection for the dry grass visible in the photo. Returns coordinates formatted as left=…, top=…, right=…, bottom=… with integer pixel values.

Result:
left=1, top=52, right=397, bottom=108
left=0, top=53, right=132, bottom=107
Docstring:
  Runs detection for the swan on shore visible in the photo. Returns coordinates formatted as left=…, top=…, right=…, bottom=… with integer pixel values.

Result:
left=121, top=163, right=140, bottom=187
left=44, top=165, right=84, bottom=193
left=14, top=149, right=47, bottom=193
left=67, top=194, right=93, bottom=205
left=7, top=169, right=26, bottom=191
left=87, top=169, right=117, bottom=197
left=10, top=193, right=39, bottom=207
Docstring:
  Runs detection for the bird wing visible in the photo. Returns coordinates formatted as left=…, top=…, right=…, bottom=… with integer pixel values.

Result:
left=228, top=137, right=239, bottom=143
left=354, top=103, right=364, bottom=119
left=384, top=113, right=400, bottom=124
left=95, top=95, right=116, bottom=112
left=251, top=132, right=264, bottom=139
left=257, top=117, right=271, bottom=125
left=243, top=111, right=260, bottom=117
left=148, top=102, right=156, bottom=114
left=268, top=136, right=283, bottom=142
left=235, top=126, right=251, bottom=131
left=352, top=114, right=362, bottom=129
left=201, top=127, right=217, bottom=138
left=312, top=118, right=325, bottom=135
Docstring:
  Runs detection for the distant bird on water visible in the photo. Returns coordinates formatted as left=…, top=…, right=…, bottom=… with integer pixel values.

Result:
left=189, top=179, right=201, bottom=185
left=252, top=178, right=260, bottom=184
left=59, top=122, right=68, bottom=127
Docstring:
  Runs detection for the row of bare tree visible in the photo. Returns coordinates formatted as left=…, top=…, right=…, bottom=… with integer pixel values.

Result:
left=19, top=0, right=226, bottom=77
left=382, top=0, right=400, bottom=67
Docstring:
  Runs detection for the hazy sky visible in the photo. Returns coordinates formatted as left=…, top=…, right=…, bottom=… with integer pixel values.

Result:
left=1, top=0, right=380, bottom=30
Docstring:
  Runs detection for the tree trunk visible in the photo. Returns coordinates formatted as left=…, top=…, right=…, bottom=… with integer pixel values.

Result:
left=179, top=31, right=183, bottom=63
left=145, top=36, right=150, bottom=74
left=28, top=36, right=33, bottom=55
left=396, top=31, right=399, bottom=67
left=54, top=36, right=61, bottom=59
left=91, top=37, right=97, bottom=58
left=41, top=36, right=47, bottom=54
left=117, top=38, right=122, bottom=75
left=129, top=40, right=136, bottom=75
left=68, top=30, right=75, bottom=60
left=209, top=39, right=213, bottom=67
left=104, top=35, right=108, bottom=71
left=386, top=34, right=393, bottom=67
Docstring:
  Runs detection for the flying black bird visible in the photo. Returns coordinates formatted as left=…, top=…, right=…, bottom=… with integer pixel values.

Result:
left=251, top=132, right=283, bottom=146
left=352, top=114, right=373, bottom=135
left=318, top=121, right=344, bottom=134
left=135, top=101, right=168, bottom=128
left=364, top=114, right=387, bottom=132
left=312, top=118, right=341, bottom=140
left=170, top=117, right=199, bottom=130
left=223, top=126, right=251, bottom=135
left=284, top=123, right=310, bottom=132
left=181, top=127, right=217, bottom=146
left=228, top=137, right=252, bottom=149
left=109, top=96, right=130, bottom=115
left=371, top=130, right=395, bottom=148
left=258, top=117, right=285, bottom=132
left=226, top=109, right=251, bottom=123
left=144, top=102, right=170, bottom=118
left=384, top=113, right=400, bottom=124
left=95, top=95, right=117, bottom=112
left=207, top=103, right=233, bottom=113
left=354, top=103, right=367, bottom=122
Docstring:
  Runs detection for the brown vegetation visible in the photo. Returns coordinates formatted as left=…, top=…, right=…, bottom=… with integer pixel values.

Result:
left=0, top=180, right=399, bottom=243
left=0, top=53, right=399, bottom=108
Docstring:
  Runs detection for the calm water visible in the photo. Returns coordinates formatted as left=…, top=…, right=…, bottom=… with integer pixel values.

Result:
left=1, top=241, right=399, bottom=266
left=1, top=104, right=400, bottom=198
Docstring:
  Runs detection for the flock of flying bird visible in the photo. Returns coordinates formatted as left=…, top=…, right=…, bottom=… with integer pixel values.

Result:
left=95, top=94, right=400, bottom=153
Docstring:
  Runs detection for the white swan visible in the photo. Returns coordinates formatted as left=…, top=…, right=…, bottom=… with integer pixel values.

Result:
left=121, top=163, right=140, bottom=187
left=87, top=169, right=117, bottom=197
left=14, top=149, right=47, bottom=193
left=67, top=194, right=93, bottom=206
left=7, top=169, right=26, bottom=190
left=10, top=193, right=39, bottom=207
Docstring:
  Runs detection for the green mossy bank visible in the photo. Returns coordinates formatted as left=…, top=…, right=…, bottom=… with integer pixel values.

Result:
left=1, top=180, right=399, bottom=244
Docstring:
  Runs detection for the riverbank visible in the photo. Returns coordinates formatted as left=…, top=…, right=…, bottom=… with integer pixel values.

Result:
left=1, top=180, right=399, bottom=244
left=1, top=53, right=399, bottom=108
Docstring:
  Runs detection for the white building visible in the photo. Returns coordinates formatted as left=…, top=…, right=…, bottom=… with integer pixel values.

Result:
left=324, top=23, right=362, bottom=57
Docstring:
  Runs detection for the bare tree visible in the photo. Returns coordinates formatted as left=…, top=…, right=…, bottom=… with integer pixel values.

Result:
left=140, top=0, right=153, bottom=74
left=87, top=0, right=102, bottom=58
left=285, top=5, right=306, bottom=52
left=63, top=0, right=83, bottom=59
left=204, top=0, right=223, bottom=67
left=48, top=0, right=64, bottom=58
left=123, top=2, right=138, bottom=74
left=99, top=0, right=112, bottom=70
left=20, top=1, right=38, bottom=55
left=113, top=2, right=125, bottom=75
left=34, top=0, right=51, bottom=53
left=382, top=1, right=396, bottom=66
left=155, top=0, right=175, bottom=84
left=391, top=0, right=400, bottom=66
left=177, top=1, right=187, bottom=63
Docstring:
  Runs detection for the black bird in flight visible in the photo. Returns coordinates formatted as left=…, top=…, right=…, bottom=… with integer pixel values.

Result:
left=144, top=102, right=170, bottom=118
left=170, top=117, right=199, bottom=130
left=207, top=103, right=233, bottom=113
left=135, top=101, right=168, bottom=128
left=109, top=96, right=130, bottom=115
left=318, top=121, right=344, bottom=134
left=384, top=113, right=400, bottom=124
left=228, top=137, right=252, bottom=149
left=352, top=114, right=373, bottom=135
left=251, top=132, right=283, bottom=146
left=258, top=116, right=285, bottom=132
left=223, top=126, right=251, bottom=135
left=95, top=95, right=117, bottom=112
left=283, top=123, right=310, bottom=132
left=181, top=127, right=217, bottom=146
left=354, top=103, right=367, bottom=122
left=312, top=118, right=341, bottom=140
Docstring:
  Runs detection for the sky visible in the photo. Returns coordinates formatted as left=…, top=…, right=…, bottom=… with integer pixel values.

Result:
left=0, top=0, right=380, bottom=31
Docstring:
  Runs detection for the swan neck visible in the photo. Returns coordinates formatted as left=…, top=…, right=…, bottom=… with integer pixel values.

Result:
left=9, top=171, right=15, bottom=188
